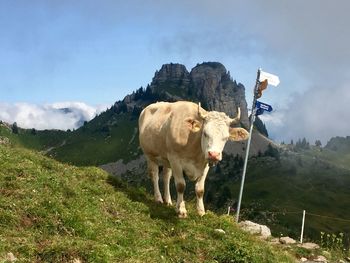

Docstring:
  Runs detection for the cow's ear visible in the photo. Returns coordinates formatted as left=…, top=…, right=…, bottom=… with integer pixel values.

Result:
left=229, top=127, right=249, bottom=141
left=185, top=118, right=202, bottom=132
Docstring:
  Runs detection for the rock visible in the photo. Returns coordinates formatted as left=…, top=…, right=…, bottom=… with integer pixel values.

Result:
left=153, top=63, right=190, bottom=84
left=239, top=220, right=271, bottom=239
left=300, top=257, right=308, bottom=262
left=268, top=237, right=280, bottom=245
left=0, top=136, right=10, bottom=145
left=100, top=155, right=146, bottom=178
left=314, top=255, right=327, bottom=262
left=214, top=229, right=226, bottom=235
left=298, top=242, right=320, bottom=250
left=190, top=62, right=249, bottom=127
left=279, top=236, right=297, bottom=245
left=6, top=252, right=17, bottom=262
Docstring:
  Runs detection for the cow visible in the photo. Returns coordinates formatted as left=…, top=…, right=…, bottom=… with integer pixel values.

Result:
left=138, top=101, right=249, bottom=218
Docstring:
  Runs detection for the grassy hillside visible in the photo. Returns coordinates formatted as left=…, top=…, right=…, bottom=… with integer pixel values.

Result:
left=205, top=148, right=350, bottom=244
left=0, top=122, right=67, bottom=152
left=0, top=110, right=140, bottom=166
left=0, top=143, right=296, bottom=263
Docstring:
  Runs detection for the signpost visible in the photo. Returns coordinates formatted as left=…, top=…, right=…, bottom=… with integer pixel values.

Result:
left=235, top=69, right=279, bottom=223
left=256, top=101, right=273, bottom=113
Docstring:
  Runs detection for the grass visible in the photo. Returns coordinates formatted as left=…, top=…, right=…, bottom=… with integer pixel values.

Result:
left=0, top=143, right=296, bottom=262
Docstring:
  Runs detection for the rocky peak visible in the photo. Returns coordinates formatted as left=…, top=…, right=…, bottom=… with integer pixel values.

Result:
left=152, top=63, right=190, bottom=84
left=190, top=62, right=249, bottom=126
left=114, top=62, right=249, bottom=127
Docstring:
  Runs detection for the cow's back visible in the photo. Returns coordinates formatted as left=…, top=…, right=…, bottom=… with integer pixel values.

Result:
left=139, top=101, right=202, bottom=164
left=139, top=102, right=173, bottom=160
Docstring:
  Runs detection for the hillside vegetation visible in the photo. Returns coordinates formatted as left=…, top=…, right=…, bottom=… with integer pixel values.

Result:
left=202, top=141, right=350, bottom=243
left=0, top=111, right=140, bottom=166
left=0, top=143, right=295, bottom=262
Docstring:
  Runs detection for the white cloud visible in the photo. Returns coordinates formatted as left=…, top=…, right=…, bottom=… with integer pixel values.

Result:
left=261, top=82, right=350, bottom=144
left=0, top=102, right=109, bottom=130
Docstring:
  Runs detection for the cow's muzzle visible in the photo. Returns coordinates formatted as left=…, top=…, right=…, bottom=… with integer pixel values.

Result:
left=208, top=151, right=220, bottom=161
left=207, top=151, right=221, bottom=166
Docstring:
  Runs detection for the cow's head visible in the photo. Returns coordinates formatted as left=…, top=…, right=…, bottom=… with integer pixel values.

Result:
left=187, top=103, right=249, bottom=165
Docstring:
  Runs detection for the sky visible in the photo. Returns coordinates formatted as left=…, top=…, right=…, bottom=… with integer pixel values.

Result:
left=0, top=0, right=349, bottom=144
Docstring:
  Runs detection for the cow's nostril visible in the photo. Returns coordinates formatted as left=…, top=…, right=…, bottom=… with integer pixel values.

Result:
left=208, top=151, right=220, bottom=159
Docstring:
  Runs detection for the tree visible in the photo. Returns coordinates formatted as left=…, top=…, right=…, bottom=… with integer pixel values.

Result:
left=264, top=144, right=280, bottom=161
left=295, top=138, right=310, bottom=150
left=315, top=140, right=322, bottom=147
left=12, top=122, right=18, bottom=134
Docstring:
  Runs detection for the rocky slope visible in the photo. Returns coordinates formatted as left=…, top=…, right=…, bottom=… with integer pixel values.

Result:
left=114, top=62, right=249, bottom=127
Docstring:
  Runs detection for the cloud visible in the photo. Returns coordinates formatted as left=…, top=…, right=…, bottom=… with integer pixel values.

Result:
left=0, top=102, right=109, bottom=131
left=153, top=0, right=350, bottom=144
left=262, top=82, right=350, bottom=144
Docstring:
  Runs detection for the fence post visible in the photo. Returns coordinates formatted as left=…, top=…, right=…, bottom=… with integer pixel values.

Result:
left=300, top=210, right=306, bottom=243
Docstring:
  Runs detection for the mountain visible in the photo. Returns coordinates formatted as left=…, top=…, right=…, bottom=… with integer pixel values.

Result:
left=0, top=62, right=271, bottom=166
left=114, top=62, right=249, bottom=127
left=0, top=142, right=296, bottom=262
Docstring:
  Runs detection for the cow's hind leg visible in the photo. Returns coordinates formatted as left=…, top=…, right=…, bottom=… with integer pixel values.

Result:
left=147, top=160, right=163, bottom=203
left=163, top=167, right=172, bottom=206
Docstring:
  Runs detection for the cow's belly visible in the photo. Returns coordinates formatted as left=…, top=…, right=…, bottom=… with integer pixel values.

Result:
left=181, top=159, right=204, bottom=181
left=145, top=153, right=171, bottom=168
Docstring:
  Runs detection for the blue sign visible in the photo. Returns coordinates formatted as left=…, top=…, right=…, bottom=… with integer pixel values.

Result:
left=256, top=101, right=273, bottom=112
left=255, top=108, right=265, bottom=116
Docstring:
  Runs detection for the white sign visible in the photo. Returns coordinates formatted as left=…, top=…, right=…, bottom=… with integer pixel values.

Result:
left=259, top=70, right=280, bottom=87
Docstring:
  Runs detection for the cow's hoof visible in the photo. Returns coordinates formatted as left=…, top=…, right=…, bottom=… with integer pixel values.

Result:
left=197, top=210, right=206, bottom=217
left=178, top=211, right=188, bottom=218
left=164, top=200, right=173, bottom=206
left=155, top=198, right=164, bottom=204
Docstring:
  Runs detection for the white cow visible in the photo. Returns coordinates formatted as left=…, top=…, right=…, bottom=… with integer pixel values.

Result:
left=138, top=101, right=249, bottom=217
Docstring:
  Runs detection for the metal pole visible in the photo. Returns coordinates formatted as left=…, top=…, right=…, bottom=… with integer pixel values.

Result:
left=300, top=210, right=306, bottom=243
left=236, top=68, right=261, bottom=223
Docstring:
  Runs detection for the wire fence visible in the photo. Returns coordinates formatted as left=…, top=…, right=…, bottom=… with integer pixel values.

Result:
left=227, top=206, right=350, bottom=248
left=229, top=207, right=350, bottom=222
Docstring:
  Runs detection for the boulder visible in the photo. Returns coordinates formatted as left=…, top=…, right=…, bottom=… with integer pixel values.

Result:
left=298, top=242, right=320, bottom=250
left=279, top=236, right=297, bottom=245
left=314, top=255, right=327, bottom=262
left=239, top=220, right=271, bottom=239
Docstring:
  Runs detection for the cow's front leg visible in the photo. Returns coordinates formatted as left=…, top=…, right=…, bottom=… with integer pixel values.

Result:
left=170, top=161, right=187, bottom=218
left=195, top=165, right=209, bottom=216
left=175, top=177, right=187, bottom=218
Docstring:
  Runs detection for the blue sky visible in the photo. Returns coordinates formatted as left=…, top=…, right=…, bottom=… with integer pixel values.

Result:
left=1, top=0, right=350, bottom=144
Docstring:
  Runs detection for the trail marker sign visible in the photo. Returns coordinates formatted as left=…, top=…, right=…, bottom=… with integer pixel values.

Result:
left=256, top=101, right=273, bottom=112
